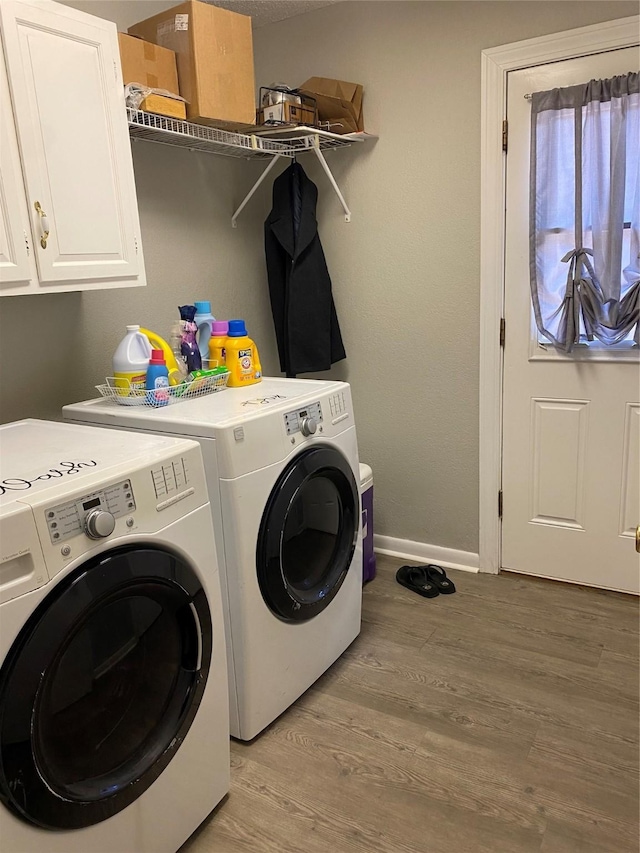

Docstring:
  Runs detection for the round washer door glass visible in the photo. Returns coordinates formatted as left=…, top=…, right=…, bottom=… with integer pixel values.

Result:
left=257, top=445, right=358, bottom=621
left=0, top=546, right=212, bottom=830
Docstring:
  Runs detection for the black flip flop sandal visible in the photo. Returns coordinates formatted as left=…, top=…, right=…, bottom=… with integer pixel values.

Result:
left=424, top=564, right=456, bottom=594
left=396, top=565, right=440, bottom=598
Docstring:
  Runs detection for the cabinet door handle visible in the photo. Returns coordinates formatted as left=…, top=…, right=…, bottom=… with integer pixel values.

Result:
left=34, top=201, right=50, bottom=249
left=636, top=525, right=640, bottom=554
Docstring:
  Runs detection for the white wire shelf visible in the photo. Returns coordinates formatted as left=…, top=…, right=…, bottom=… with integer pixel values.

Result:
left=127, top=109, right=369, bottom=160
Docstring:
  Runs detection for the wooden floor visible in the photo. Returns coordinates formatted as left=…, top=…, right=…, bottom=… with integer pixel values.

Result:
left=182, top=555, right=639, bottom=853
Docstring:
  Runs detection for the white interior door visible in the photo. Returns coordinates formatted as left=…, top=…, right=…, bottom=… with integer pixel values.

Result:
left=0, top=0, right=144, bottom=290
left=0, top=40, right=37, bottom=294
left=502, top=47, right=640, bottom=594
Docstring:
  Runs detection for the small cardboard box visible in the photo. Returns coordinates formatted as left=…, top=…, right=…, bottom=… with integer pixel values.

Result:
left=298, top=77, right=364, bottom=134
left=257, top=101, right=317, bottom=127
left=140, top=93, right=186, bottom=120
left=118, top=32, right=179, bottom=93
left=128, top=0, right=255, bottom=128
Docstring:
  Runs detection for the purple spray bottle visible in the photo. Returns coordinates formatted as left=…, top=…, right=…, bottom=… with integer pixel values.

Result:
left=178, top=305, right=202, bottom=373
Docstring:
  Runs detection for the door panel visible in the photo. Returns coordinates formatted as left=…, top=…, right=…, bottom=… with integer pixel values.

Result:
left=619, top=403, right=640, bottom=538
left=0, top=43, right=36, bottom=293
left=530, top=398, right=589, bottom=529
left=0, top=0, right=144, bottom=289
left=502, top=47, right=639, bottom=593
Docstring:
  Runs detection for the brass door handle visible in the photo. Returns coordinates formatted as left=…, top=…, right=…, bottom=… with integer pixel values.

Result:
left=34, top=201, right=49, bottom=249
left=636, top=525, right=640, bottom=554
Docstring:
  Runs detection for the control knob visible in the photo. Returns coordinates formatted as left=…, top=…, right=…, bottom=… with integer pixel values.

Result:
left=300, top=416, right=317, bottom=437
left=85, top=509, right=116, bottom=540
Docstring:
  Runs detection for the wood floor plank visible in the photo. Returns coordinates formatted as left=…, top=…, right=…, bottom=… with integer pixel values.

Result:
left=182, top=555, right=639, bottom=853
left=422, top=628, right=639, bottom=711
left=597, top=648, right=640, bottom=694
left=529, top=722, right=640, bottom=782
left=540, top=817, right=640, bottom=853
left=314, top=641, right=542, bottom=764
left=376, top=557, right=639, bottom=660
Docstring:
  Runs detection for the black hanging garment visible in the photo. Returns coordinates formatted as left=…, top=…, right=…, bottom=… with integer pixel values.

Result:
left=264, top=162, right=346, bottom=376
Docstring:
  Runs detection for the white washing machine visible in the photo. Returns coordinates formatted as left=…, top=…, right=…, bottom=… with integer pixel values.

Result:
left=63, top=378, right=363, bottom=740
left=0, top=420, right=229, bottom=853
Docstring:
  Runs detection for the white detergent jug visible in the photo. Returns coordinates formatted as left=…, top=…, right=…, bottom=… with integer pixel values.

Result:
left=112, top=325, right=152, bottom=402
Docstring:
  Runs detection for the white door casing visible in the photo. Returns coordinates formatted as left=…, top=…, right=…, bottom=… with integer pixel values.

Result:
left=479, top=17, right=640, bottom=578
left=0, top=40, right=37, bottom=293
left=0, top=0, right=145, bottom=292
left=502, top=48, right=639, bottom=594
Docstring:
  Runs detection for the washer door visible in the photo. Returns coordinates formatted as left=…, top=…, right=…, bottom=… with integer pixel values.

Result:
left=0, top=546, right=212, bottom=830
left=257, top=445, right=358, bottom=622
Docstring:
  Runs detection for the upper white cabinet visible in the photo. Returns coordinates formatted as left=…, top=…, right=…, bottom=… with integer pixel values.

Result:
left=0, top=0, right=146, bottom=295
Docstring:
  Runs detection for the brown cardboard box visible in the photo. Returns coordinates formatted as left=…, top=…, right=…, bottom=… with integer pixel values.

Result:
left=140, top=93, right=186, bottom=120
left=118, top=32, right=179, bottom=93
left=257, top=101, right=317, bottom=127
left=298, top=77, right=364, bottom=134
left=128, top=0, right=255, bottom=127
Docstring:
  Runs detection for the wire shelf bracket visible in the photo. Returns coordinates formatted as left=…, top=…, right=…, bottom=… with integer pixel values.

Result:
left=127, top=110, right=371, bottom=225
left=232, top=137, right=352, bottom=227
left=312, top=143, right=351, bottom=223
left=232, top=153, right=284, bottom=228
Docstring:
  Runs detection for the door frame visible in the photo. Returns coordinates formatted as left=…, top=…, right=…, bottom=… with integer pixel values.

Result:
left=479, top=15, right=640, bottom=573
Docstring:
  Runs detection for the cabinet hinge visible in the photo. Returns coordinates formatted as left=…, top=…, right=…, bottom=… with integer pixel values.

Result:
left=499, top=317, right=505, bottom=347
left=113, top=59, right=118, bottom=82
left=24, top=230, right=30, bottom=256
left=498, top=490, right=503, bottom=518
left=134, top=235, right=139, bottom=254
left=502, top=119, right=508, bottom=152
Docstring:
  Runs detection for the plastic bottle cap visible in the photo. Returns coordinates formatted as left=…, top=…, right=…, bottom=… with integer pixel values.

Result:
left=227, top=319, right=247, bottom=337
left=194, top=301, right=211, bottom=314
left=126, top=324, right=141, bottom=332
left=150, top=349, right=166, bottom=363
left=212, top=321, right=229, bottom=335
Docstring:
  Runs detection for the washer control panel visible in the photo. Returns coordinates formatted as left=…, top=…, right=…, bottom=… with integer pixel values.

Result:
left=284, top=401, right=323, bottom=436
left=45, top=480, right=135, bottom=544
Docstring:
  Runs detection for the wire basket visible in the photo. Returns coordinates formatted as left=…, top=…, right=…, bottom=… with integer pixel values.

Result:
left=96, top=372, right=229, bottom=407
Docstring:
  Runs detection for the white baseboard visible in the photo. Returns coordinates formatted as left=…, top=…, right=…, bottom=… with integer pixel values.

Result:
left=374, top=535, right=480, bottom=574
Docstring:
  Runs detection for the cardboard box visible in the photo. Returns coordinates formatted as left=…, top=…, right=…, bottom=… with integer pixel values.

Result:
left=298, top=77, right=364, bottom=134
left=118, top=32, right=179, bottom=93
left=140, top=93, right=186, bottom=120
left=257, top=101, right=317, bottom=127
left=128, top=1, right=255, bottom=128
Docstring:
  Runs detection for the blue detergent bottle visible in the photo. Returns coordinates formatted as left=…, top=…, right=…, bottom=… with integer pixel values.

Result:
left=194, top=301, right=215, bottom=364
left=145, top=349, right=170, bottom=407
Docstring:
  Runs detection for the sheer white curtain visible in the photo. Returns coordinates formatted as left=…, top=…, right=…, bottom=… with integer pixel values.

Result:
left=530, top=72, right=639, bottom=351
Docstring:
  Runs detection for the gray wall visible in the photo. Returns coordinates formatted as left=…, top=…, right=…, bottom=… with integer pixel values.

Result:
left=249, top=1, right=637, bottom=553
left=1, top=1, right=636, bottom=555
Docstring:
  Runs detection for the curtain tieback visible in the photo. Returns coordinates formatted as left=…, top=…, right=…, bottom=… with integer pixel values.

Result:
left=561, top=248, right=595, bottom=297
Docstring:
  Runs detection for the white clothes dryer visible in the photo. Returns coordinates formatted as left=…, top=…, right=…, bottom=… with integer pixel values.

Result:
left=0, top=420, right=229, bottom=853
left=63, top=378, right=363, bottom=740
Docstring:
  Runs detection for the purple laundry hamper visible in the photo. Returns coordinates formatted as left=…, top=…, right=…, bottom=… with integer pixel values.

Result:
left=359, top=463, right=376, bottom=583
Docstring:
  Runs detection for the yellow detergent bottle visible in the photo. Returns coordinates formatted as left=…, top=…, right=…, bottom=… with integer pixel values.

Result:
left=208, top=321, right=229, bottom=368
left=225, top=319, right=262, bottom=387
left=139, top=328, right=184, bottom=386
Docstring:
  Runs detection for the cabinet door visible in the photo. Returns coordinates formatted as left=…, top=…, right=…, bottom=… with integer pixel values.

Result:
left=0, top=42, right=37, bottom=295
left=0, top=0, right=145, bottom=292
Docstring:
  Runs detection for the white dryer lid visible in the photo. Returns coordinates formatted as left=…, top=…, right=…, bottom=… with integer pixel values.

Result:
left=63, top=376, right=348, bottom=435
left=0, top=419, right=196, bottom=510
